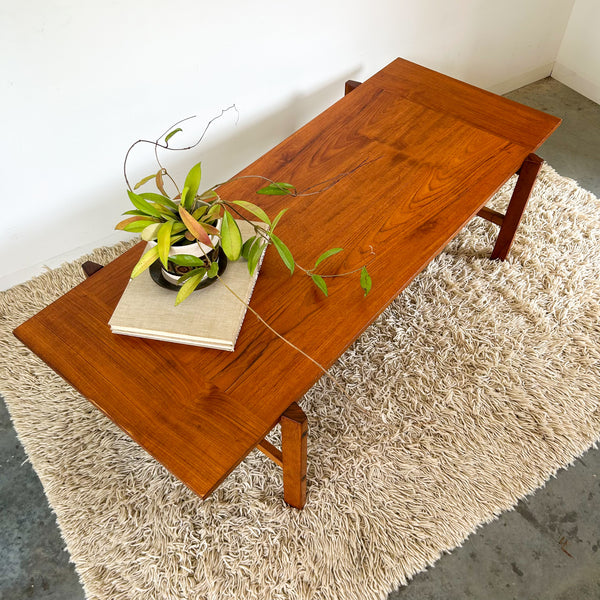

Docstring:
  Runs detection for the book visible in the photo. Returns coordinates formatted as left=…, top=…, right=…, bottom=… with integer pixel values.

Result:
left=109, top=220, right=266, bottom=351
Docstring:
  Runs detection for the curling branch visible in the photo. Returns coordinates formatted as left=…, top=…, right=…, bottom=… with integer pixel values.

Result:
left=124, top=105, right=239, bottom=191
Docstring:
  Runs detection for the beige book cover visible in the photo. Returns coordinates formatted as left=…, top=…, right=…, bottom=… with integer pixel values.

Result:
left=109, top=221, right=266, bottom=351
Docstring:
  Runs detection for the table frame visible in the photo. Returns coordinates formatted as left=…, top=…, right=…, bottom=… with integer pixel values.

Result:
left=16, top=60, right=560, bottom=511
left=85, top=81, right=544, bottom=511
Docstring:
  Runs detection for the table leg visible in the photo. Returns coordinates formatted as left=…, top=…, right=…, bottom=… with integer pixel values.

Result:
left=82, top=261, right=104, bottom=278
left=345, top=80, right=362, bottom=95
left=478, top=153, right=543, bottom=260
left=280, top=402, right=308, bottom=509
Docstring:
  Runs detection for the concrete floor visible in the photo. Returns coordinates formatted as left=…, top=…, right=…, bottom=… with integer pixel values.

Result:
left=1, top=78, right=599, bottom=600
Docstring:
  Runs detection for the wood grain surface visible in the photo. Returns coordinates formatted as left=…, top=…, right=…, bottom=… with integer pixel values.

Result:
left=14, top=58, right=561, bottom=500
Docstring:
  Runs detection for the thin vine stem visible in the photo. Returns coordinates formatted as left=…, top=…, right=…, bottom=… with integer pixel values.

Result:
left=295, top=246, right=376, bottom=279
left=206, top=157, right=380, bottom=198
left=124, top=105, right=239, bottom=191
left=215, top=274, right=354, bottom=403
left=294, top=157, right=381, bottom=196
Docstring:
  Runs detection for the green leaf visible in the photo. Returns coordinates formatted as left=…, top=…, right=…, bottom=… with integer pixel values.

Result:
left=122, top=209, right=149, bottom=217
left=220, top=211, right=242, bottom=261
left=360, top=266, right=372, bottom=296
left=207, top=261, right=219, bottom=278
left=311, top=274, right=328, bottom=296
left=115, top=215, right=158, bottom=231
left=271, top=208, right=288, bottom=231
left=141, top=222, right=162, bottom=241
left=257, top=183, right=295, bottom=196
left=256, top=182, right=295, bottom=196
left=168, top=254, right=206, bottom=267
left=139, top=192, right=178, bottom=210
left=241, top=236, right=257, bottom=260
left=134, top=173, right=157, bottom=190
left=178, top=205, right=213, bottom=247
left=192, top=205, right=208, bottom=220
left=122, top=219, right=162, bottom=233
left=131, top=245, right=160, bottom=278
left=148, top=203, right=177, bottom=221
left=314, top=247, right=343, bottom=270
left=270, top=233, right=294, bottom=274
left=180, top=186, right=191, bottom=210
left=198, top=190, right=218, bottom=202
left=157, top=221, right=174, bottom=268
left=203, top=203, right=222, bottom=221
left=181, top=162, right=202, bottom=210
left=127, top=190, right=163, bottom=218
left=164, top=128, right=182, bottom=145
left=175, top=270, right=204, bottom=305
left=247, top=240, right=265, bottom=275
left=230, top=200, right=271, bottom=225
left=171, top=222, right=187, bottom=235
left=177, top=267, right=205, bottom=284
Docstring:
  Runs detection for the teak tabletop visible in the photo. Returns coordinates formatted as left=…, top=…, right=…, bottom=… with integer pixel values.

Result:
left=14, top=58, right=560, bottom=508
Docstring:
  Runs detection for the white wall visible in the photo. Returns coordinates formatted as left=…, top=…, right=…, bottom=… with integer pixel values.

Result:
left=553, top=0, right=600, bottom=104
left=1, top=0, right=576, bottom=289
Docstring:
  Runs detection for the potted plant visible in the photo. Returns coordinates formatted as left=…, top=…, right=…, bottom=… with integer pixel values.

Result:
left=116, top=111, right=372, bottom=306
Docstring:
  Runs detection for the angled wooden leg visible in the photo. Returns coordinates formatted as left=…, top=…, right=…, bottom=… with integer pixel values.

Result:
left=489, top=153, right=543, bottom=260
left=82, top=261, right=104, bottom=278
left=280, top=402, right=307, bottom=509
left=255, top=403, right=308, bottom=508
left=345, top=80, right=362, bottom=96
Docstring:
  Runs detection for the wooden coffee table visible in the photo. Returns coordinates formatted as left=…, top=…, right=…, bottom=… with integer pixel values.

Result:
left=14, top=58, right=560, bottom=509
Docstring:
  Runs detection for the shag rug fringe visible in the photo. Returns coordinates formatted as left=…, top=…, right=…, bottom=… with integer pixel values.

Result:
left=1, top=164, right=599, bottom=600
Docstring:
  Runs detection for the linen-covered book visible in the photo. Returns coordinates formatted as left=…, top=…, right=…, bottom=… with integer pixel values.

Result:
left=109, top=221, right=266, bottom=351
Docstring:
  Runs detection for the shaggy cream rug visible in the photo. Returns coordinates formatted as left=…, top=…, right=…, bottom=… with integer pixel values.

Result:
left=1, top=164, right=600, bottom=600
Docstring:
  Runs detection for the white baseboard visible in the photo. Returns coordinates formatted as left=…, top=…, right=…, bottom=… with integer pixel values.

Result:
left=552, top=62, right=600, bottom=105
left=487, top=63, right=555, bottom=96
left=0, top=232, right=137, bottom=292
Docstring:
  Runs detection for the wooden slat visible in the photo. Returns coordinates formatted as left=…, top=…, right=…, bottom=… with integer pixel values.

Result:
left=477, top=206, right=505, bottom=227
left=257, top=439, right=283, bottom=467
